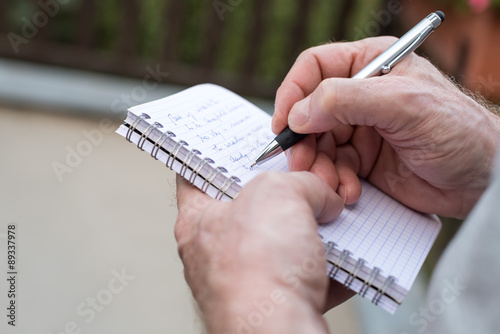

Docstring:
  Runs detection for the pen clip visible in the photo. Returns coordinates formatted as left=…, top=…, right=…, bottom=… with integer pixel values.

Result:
left=381, top=25, right=435, bottom=74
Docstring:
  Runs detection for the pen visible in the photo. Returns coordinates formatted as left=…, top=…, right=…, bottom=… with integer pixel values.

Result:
left=251, top=11, right=445, bottom=168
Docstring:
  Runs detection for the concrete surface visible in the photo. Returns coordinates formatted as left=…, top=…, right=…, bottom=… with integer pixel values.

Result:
left=0, top=58, right=274, bottom=118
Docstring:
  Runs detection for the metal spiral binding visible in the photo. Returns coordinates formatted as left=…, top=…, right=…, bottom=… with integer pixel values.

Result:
left=151, top=130, right=176, bottom=160
left=180, top=149, right=202, bottom=177
left=372, top=275, right=396, bottom=305
left=325, top=241, right=337, bottom=256
left=137, top=122, right=163, bottom=151
left=360, top=267, right=381, bottom=297
left=201, top=166, right=227, bottom=193
left=321, top=240, right=396, bottom=304
left=125, top=115, right=243, bottom=200
left=329, top=249, right=352, bottom=279
left=215, top=176, right=241, bottom=200
left=126, top=113, right=150, bottom=142
left=344, top=258, right=366, bottom=288
left=188, top=157, right=214, bottom=185
left=166, top=140, right=188, bottom=170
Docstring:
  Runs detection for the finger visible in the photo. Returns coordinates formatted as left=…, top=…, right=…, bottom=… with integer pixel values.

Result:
left=316, top=131, right=336, bottom=162
left=286, top=172, right=344, bottom=223
left=273, top=36, right=399, bottom=134
left=309, top=153, right=339, bottom=190
left=288, top=132, right=336, bottom=173
left=330, top=124, right=353, bottom=146
left=310, top=132, right=339, bottom=189
left=350, top=126, right=383, bottom=178
left=175, top=175, right=212, bottom=244
left=335, top=145, right=362, bottom=205
left=174, top=175, right=203, bottom=244
left=176, top=175, right=211, bottom=210
left=288, top=74, right=426, bottom=136
left=287, top=134, right=316, bottom=172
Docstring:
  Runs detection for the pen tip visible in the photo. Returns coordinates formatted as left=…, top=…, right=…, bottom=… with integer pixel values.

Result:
left=435, top=11, right=445, bottom=22
left=250, top=162, right=257, bottom=168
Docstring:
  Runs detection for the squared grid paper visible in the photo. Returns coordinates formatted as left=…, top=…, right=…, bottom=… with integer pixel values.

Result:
left=124, top=83, right=441, bottom=293
left=318, top=180, right=441, bottom=290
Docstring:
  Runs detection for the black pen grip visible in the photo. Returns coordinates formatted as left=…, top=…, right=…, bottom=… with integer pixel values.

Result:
left=275, top=126, right=308, bottom=151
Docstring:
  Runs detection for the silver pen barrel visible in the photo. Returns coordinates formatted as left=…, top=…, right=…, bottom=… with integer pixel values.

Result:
left=352, top=12, right=443, bottom=79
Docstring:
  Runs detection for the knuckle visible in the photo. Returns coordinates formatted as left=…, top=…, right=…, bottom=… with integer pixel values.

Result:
left=296, top=47, right=315, bottom=62
left=174, top=214, right=196, bottom=262
left=245, top=172, right=293, bottom=199
left=174, top=215, right=188, bottom=243
left=380, top=36, right=398, bottom=45
left=176, top=242, right=186, bottom=262
left=317, top=79, right=333, bottom=108
left=395, top=77, right=431, bottom=102
left=315, top=79, right=338, bottom=120
left=295, top=45, right=325, bottom=67
left=259, top=172, right=316, bottom=199
left=383, top=76, right=436, bottom=120
left=254, top=172, right=289, bottom=189
left=364, top=36, right=398, bottom=49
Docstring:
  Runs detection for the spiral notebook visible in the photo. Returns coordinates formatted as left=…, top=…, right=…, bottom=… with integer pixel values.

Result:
left=116, top=84, right=441, bottom=314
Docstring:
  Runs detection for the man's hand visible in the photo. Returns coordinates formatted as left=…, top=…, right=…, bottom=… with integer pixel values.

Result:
left=175, top=172, right=352, bottom=334
left=273, top=37, right=500, bottom=218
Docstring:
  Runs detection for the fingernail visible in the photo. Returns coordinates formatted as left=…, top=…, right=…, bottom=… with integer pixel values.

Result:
left=286, top=147, right=294, bottom=169
left=288, top=98, right=310, bottom=128
left=338, top=185, right=347, bottom=204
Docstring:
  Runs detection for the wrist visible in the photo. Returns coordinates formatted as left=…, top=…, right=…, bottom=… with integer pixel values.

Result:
left=201, top=284, right=328, bottom=334
left=459, top=108, right=500, bottom=217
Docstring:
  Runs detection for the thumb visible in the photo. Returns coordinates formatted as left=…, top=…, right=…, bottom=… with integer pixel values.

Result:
left=242, top=172, right=344, bottom=224
left=287, top=76, right=425, bottom=134
left=176, top=174, right=212, bottom=212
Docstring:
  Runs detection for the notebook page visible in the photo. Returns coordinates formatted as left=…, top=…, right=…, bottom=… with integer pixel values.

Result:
left=318, top=180, right=440, bottom=290
left=128, top=84, right=440, bottom=291
left=128, top=83, right=288, bottom=186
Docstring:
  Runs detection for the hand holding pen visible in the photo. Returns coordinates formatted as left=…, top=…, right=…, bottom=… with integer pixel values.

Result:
left=252, top=11, right=445, bottom=167
left=249, top=11, right=500, bottom=217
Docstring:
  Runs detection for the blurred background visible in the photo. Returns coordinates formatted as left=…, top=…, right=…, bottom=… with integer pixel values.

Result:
left=0, top=0, right=499, bottom=333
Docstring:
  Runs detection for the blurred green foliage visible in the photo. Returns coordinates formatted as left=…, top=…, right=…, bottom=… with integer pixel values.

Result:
left=6, top=0, right=387, bottom=82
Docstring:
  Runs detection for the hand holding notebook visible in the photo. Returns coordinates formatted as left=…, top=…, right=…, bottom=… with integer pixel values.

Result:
left=175, top=171, right=355, bottom=320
